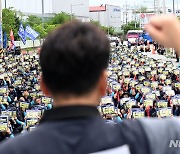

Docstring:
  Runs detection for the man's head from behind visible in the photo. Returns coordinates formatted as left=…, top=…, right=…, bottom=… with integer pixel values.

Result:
left=40, top=21, right=110, bottom=106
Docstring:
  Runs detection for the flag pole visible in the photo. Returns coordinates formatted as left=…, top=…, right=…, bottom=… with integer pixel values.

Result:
left=0, top=0, right=3, bottom=49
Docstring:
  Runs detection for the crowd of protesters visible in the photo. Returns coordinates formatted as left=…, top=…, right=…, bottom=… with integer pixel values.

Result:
left=0, top=44, right=179, bottom=142
left=0, top=50, right=52, bottom=142
left=99, top=46, right=180, bottom=123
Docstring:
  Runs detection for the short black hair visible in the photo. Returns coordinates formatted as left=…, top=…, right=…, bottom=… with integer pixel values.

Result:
left=40, top=21, right=110, bottom=95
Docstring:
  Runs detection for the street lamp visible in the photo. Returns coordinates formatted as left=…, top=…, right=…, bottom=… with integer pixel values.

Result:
left=70, top=4, right=84, bottom=21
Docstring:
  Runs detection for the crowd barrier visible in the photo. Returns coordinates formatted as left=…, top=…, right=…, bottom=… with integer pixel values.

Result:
left=13, top=39, right=44, bottom=49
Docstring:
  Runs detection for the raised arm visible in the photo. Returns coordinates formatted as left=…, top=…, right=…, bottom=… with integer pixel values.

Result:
left=146, top=15, right=180, bottom=56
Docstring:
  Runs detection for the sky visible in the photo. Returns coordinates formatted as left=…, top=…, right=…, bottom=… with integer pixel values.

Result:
left=2, top=0, right=179, bottom=14
left=89, top=0, right=179, bottom=9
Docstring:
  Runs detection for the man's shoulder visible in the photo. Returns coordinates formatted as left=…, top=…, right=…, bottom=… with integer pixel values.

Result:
left=0, top=125, right=49, bottom=154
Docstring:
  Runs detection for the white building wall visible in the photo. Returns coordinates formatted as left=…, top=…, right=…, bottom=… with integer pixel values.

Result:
left=90, top=5, right=122, bottom=28
left=106, top=5, right=121, bottom=28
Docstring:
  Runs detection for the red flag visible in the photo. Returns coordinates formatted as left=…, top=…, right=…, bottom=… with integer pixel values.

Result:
left=10, top=29, right=15, bottom=49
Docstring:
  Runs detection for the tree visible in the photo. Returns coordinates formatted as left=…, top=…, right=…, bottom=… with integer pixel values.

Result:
left=2, top=8, right=21, bottom=40
left=121, top=21, right=141, bottom=34
left=26, top=15, right=42, bottom=27
left=90, top=20, right=115, bottom=35
left=49, top=12, right=71, bottom=25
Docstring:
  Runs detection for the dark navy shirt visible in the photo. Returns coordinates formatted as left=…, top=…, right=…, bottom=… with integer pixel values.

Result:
left=0, top=105, right=179, bottom=154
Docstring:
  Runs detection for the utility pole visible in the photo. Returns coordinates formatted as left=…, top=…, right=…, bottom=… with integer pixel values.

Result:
left=173, top=0, right=175, bottom=14
left=42, top=0, right=44, bottom=29
left=162, top=0, right=166, bottom=14
left=70, top=4, right=73, bottom=21
left=125, top=1, right=128, bottom=25
left=0, top=0, right=3, bottom=48
left=5, top=0, right=6, bottom=8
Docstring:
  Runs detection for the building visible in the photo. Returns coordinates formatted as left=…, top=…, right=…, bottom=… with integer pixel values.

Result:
left=2, top=0, right=90, bottom=21
left=89, top=5, right=122, bottom=29
left=51, top=0, right=89, bottom=21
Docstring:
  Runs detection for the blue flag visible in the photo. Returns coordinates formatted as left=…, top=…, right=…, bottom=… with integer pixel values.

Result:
left=25, top=25, right=39, bottom=41
left=3, top=32, right=7, bottom=49
left=18, top=23, right=26, bottom=45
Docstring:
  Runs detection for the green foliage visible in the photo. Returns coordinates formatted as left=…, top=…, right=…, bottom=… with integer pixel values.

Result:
left=26, top=15, right=42, bottom=27
left=2, top=8, right=72, bottom=39
left=2, top=8, right=116, bottom=40
left=90, top=20, right=115, bottom=35
left=121, top=21, right=141, bottom=34
left=48, top=12, right=71, bottom=25
left=2, top=8, right=21, bottom=40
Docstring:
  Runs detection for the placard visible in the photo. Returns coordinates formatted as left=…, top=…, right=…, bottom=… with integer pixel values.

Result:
left=26, top=118, right=38, bottom=127
left=101, top=96, right=113, bottom=105
left=165, top=90, right=175, bottom=96
left=13, top=80, right=22, bottom=86
left=146, top=93, right=156, bottom=100
left=158, top=108, right=172, bottom=117
left=175, top=83, right=180, bottom=88
left=0, top=122, right=8, bottom=132
left=144, top=99, right=153, bottom=107
left=26, top=110, right=40, bottom=118
left=20, top=102, right=29, bottom=109
left=141, top=87, right=151, bottom=94
left=0, top=88, right=7, bottom=94
left=157, top=101, right=168, bottom=108
left=126, top=99, right=136, bottom=109
left=132, top=109, right=144, bottom=119
left=151, top=82, right=158, bottom=88
left=41, top=97, right=52, bottom=104
left=0, top=115, right=8, bottom=132
left=101, top=105, right=115, bottom=114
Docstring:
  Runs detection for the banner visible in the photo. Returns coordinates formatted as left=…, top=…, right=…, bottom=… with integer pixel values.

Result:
left=3, top=32, right=7, bottom=49
left=10, top=29, right=15, bottom=49
left=25, top=25, right=39, bottom=41
left=18, top=23, right=26, bottom=45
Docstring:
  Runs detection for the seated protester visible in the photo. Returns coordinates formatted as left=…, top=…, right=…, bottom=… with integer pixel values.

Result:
left=172, top=83, right=180, bottom=94
left=139, top=46, right=144, bottom=52
left=120, top=108, right=127, bottom=119
left=150, top=101, right=158, bottom=117
left=121, top=92, right=130, bottom=98
left=30, top=97, right=41, bottom=106
left=170, top=73, right=176, bottom=82
left=161, top=47, right=165, bottom=55
left=112, top=90, right=119, bottom=107
left=157, top=83, right=165, bottom=100
left=0, top=77, right=6, bottom=87
left=113, top=115, right=122, bottom=123
left=0, top=128, right=14, bottom=142
left=15, top=86, right=22, bottom=100
left=174, top=105, right=180, bottom=116
left=129, top=87, right=137, bottom=98
left=135, top=90, right=143, bottom=103
left=8, top=86, right=17, bottom=105
left=4, top=77, right=11, bottom=87
left=15, top=103, right=26, bottom=123
left=0, top=102, right=6, bottom=110
left=22, top=91, right=32, bottom=103
left=104, top=114, right=117, bottom=124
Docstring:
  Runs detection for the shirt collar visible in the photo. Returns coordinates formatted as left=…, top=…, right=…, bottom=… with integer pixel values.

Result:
left=40, top=105, right=100, bottom=123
